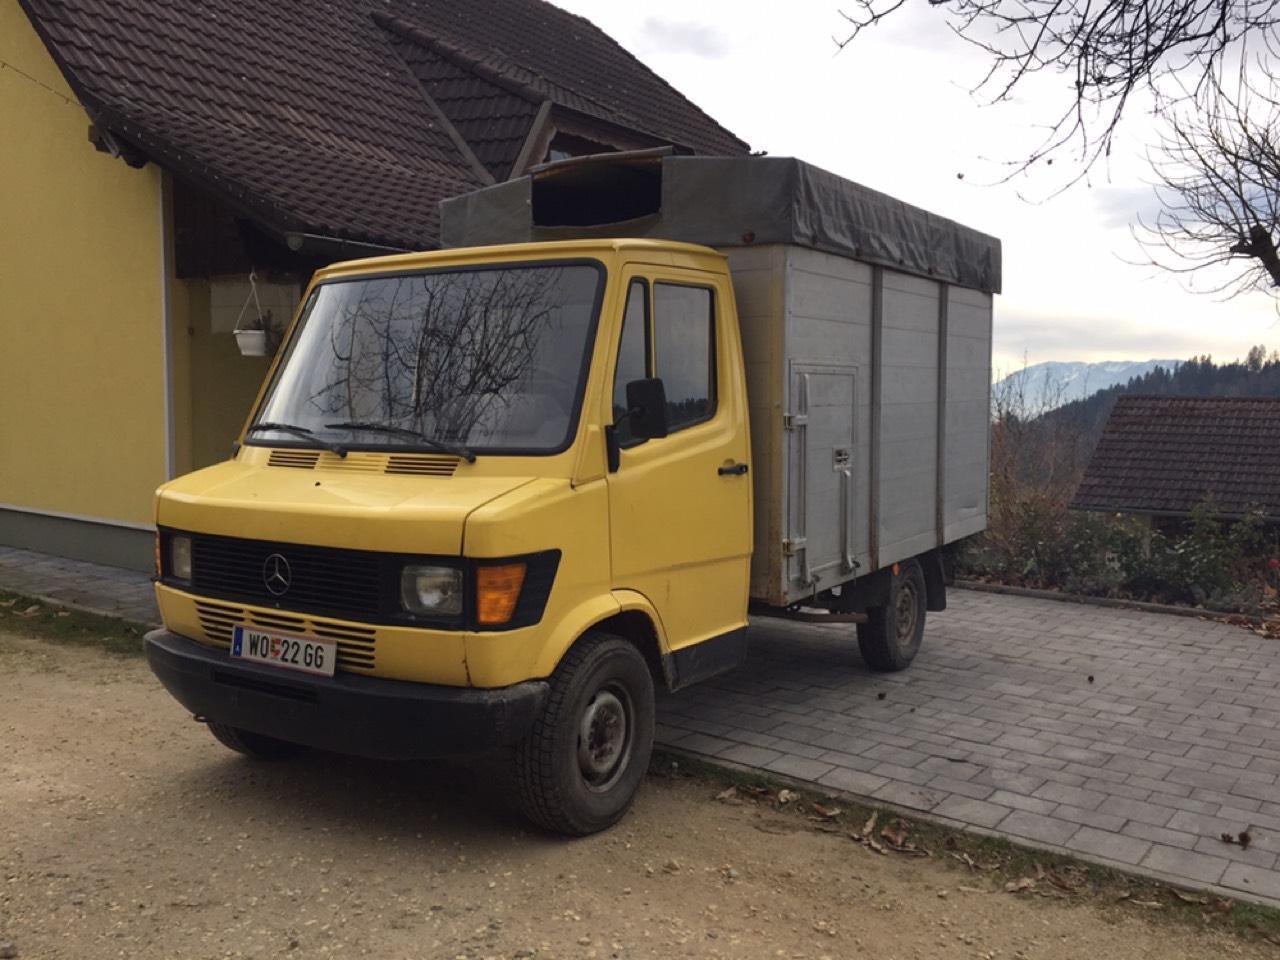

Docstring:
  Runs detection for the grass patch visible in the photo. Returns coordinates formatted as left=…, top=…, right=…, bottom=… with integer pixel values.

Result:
left=655, top=748, right=1280, bottom=946
left=0, top=590, right=147, bottom=657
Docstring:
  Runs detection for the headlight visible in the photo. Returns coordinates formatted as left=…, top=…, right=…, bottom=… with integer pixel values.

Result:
left=400, top=564, right=463, bottom=616
left=170, top=535, right=193, bottom=581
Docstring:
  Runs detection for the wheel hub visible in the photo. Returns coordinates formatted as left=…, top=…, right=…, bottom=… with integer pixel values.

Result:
left=895, top=581, right=919, bottom=642
left=577, top=687, right=631, bottom=789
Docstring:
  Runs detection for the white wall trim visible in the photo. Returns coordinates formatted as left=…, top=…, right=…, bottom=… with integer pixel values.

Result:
left=0, top=502, right=156, bottom=533
left=160, top=171, right=177, bottom=479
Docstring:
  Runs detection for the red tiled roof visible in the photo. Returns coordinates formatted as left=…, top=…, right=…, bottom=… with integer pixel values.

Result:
left=20, top=0, right=747, bottom=250
left=1072, top=395, right=1280, bottom=520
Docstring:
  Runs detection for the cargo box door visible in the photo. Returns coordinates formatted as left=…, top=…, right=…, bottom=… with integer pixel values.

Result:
left=786, top=363, right=857, bottom=593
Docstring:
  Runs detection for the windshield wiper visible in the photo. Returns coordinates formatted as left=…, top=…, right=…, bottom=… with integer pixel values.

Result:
left=324, top=421, right=476, bottom=463
left=247, top=422, right=348, bottom=458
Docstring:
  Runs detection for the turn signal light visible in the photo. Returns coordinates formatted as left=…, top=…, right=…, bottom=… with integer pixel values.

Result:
left=476, top=562, right=527, bottom=625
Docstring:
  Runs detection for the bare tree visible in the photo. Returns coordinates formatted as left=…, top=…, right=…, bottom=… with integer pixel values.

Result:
left=1135, top=69, right=1280, bottom=297
left=836, top=0, right=1280, bottom=179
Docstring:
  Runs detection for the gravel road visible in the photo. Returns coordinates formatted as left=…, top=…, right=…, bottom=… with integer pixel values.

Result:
left=0, top=629, right=1272, bottom=960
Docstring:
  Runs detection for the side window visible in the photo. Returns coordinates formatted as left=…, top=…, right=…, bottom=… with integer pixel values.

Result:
left=654, top=283, right=715, bottom=431
left=611, top=280, right=649, bottom=445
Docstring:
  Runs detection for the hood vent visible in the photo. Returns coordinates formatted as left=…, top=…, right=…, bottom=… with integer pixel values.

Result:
left=268, top=450, right=321, bottom=469
left=267, top=449, right=459, bottom=477
left=385, top=455, right=460, bottom=476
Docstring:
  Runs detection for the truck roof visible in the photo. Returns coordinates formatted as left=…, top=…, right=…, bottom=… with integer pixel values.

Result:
left=316, top=238, right=725, bottom=282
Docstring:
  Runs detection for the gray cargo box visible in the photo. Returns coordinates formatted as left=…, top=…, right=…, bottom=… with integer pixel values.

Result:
left=441, top=152, right=997, bottom=607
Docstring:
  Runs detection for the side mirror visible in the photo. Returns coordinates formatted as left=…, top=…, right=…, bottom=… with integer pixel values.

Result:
left=624, top=377, right=669, bottom=441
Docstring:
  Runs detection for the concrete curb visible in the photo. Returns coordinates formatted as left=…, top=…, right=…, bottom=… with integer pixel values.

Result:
left=955, top=580, right=1264, bottom=624
left=7, top=590, right=159, bottom=633
left=658, top=746, right=1280, bottom=912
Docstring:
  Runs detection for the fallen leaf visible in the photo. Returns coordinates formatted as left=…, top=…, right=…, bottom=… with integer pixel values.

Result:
left=809, top=803, right=841, bottom=821
left=0, top=599, right=16, bottom=608
left=1172, top=890, right=1209, bottom=905
left=1115, top=890, right=1131, bottom=902
left=17, top=604, right=40, bottom=618
left=957, top=885, right=986, bottom=894
left=881, top=820, right=910, bottom=849
left=1239, top=830, right=1253, bottom=850
left=55, top=611, right=70, bottom=618
left=1130, top=900, right=1163, bottom=909
left=1004, top=877, right=1035, bottom=893
left=1213, top=898, right=1234, bottom=914
left=1047, top=871, right=1076, bottom=892
left=714, top=787, right=738, bottom=802
left=861, top=812, right=878, bottom=840
left=777, top=789, right=799, bottom=805
left=866, top=838, right=887, bottom=855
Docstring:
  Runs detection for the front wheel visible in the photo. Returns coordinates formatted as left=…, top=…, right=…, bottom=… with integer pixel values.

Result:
left=857, top=559, right=927, bottom=672
left=514, top=633, right=655, bottom=835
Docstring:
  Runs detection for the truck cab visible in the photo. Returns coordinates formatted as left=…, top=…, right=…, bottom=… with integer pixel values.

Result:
left=147, top=239, right=754, bottom=834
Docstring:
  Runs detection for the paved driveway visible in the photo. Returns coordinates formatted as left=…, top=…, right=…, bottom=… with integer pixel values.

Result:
left=2, top=546, right=1278, bottom=904
left=657, top=590, right=1280, bottom=905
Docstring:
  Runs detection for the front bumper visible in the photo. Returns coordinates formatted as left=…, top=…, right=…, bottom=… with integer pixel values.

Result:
left=145, top=629, right=548, bottom=759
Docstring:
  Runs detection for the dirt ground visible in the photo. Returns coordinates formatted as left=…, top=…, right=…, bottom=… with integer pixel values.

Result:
left=0, top=630, right=1273, bottom=960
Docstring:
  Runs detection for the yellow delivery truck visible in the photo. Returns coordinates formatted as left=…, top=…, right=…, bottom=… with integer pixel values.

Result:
left=145, top=154, right=998, bottom=834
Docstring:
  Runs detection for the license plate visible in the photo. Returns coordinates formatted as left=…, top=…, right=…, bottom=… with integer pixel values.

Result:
left=231, top=626, right=336, bottom=677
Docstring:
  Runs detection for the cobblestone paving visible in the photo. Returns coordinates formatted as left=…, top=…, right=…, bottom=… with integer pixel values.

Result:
left=657, top=590, right=1280, bottom=905
left=0, top=546, right=158, bottom=624
left=2, top=548, right=1277, bottom=903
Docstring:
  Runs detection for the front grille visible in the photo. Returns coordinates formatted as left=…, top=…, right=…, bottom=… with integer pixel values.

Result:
left=196, top=599, right=377, bottom=672
left=190, top=533, right=384, bottom=620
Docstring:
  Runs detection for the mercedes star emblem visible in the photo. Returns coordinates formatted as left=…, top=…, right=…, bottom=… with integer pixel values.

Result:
left=262, top=553, right=292, bottom=596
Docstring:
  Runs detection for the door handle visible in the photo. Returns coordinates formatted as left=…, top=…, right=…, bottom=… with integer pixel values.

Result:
left=718, top=462, right=749, bottom=476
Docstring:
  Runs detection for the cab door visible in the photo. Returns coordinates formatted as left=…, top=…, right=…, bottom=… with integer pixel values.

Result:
left=605, top=267, right=752, bottom=681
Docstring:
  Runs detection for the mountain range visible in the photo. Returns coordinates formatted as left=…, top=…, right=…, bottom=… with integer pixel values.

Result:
left=994, top=359, right=1182, bottom=413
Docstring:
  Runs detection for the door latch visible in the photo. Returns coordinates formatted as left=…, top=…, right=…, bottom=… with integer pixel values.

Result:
left=718, top=462, right=749, bottom=476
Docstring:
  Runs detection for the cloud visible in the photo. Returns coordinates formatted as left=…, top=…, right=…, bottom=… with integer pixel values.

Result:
left=637, top=17, right=730, bottom=59
left=1090, top=184, right=1165, bottom=229
left=993, top=306, right=1223, bottom=369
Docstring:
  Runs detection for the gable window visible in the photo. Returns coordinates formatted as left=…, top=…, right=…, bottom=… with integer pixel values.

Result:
left=611, top=280, right=716, bottom=441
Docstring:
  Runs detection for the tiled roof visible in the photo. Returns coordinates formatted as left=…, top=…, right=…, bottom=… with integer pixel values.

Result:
left=20, top=0, right=747, bottom=250
left=1072, top=395, right=1280, bottom=519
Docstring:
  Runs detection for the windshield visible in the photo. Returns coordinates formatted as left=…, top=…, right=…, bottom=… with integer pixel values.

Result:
left=250, top=262, right=603, bottom=454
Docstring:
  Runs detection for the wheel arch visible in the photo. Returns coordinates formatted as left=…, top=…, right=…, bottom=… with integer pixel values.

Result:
left=535, top=590, right=674, bottom=691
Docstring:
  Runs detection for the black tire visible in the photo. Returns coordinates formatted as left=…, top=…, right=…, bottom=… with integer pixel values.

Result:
left=857, top=559, right=927, bottom=672
left=514, top=632, right=655, bottom=836
left=206, top=721, right=304, bottom=760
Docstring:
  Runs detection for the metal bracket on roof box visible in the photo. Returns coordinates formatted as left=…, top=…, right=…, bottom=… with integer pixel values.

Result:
left=783, top=413, right=807, bottom=430
left=782, top=537, right=807, bottom=557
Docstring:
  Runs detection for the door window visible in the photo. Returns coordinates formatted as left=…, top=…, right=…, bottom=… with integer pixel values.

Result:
left=654, top=283, right=715, bottom=431
left=611, top=280, right=650, bottom=445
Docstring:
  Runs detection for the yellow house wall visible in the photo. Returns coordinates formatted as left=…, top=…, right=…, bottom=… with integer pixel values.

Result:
left=0, top=0, right=168, bottom=527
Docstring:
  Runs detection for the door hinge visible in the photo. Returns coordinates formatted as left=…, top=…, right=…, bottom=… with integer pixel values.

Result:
left=782, top=537, right=807, bottom=557
left=783, top=412, right=807, bottom=430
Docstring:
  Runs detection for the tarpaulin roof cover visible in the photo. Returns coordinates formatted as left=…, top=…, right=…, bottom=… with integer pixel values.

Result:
left=441, top=153, right=1002, bottom=293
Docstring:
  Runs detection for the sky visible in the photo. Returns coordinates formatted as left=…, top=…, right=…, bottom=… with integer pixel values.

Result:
left=551, top=0, right=1280, bottom=376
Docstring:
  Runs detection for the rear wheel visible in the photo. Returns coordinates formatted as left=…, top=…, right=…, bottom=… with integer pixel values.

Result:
left=857, top=559, right=927, bottom=672
left=207, top=721, right=303, bottom=760
left=514, top=632, right=655, bottom=835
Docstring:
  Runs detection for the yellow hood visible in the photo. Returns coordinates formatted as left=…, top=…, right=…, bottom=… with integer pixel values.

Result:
left=155, top=460, right=534, bottom=555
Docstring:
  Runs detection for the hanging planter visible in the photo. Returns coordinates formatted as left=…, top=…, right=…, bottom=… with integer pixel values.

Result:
left=233, top=270, right=281, bottom=358
left=234, top=329, right=269, bottom=356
